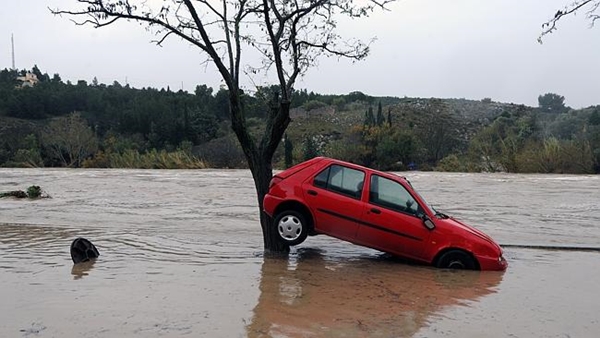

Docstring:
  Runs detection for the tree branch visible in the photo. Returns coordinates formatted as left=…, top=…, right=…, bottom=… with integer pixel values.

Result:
left=222, top=0, right=236, bottom=81
left=181, top=0, right=234, bottom=88
left=539, top=0, right=598, bottom=43
left=50, top=4, right=209, bottom=52
left=297, top=39, right=371, bottom=59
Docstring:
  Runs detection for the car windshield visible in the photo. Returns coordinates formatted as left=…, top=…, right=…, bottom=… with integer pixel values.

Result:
left=413, top=190, right=434, bottom=214
left=413, top=191, right=449, bottom=218
left=403, top=178, right=436, bottom=216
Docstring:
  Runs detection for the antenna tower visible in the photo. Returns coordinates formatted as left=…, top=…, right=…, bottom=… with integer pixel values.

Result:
left=11, top=34, right=15, bottom=70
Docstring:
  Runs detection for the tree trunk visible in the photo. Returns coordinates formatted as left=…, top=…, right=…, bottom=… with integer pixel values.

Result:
left=229, top=93, right=291, bottom=253
left=251, top=161, right=290, bottom=253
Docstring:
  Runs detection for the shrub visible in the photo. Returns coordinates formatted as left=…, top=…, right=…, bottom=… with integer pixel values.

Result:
left=301, top=100, right=327, bottom=111
left=195, top=135, right=247, bottom=168
left=82, top=148, right=207, bottom=169
left=27, top=185, right=42, bottom=198
left=436, top=154, right=465, bottom=172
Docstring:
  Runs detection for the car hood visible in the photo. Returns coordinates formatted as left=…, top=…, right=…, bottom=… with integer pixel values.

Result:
left=442, top=217, right=501, bottom=251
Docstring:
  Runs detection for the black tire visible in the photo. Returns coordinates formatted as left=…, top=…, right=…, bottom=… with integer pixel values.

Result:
left=273, top=210, right=309, bottom=246
left=70, top=237, right=100, bottom=264
left=435, top=250, right=478, bottom=270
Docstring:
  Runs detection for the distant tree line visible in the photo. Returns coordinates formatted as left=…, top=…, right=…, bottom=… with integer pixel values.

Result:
left=1, top=67, right=598, bottom=173
left=0, top=66, right=377, bottom=168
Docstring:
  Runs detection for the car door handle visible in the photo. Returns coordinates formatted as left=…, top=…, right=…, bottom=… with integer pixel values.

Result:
left=307, top=190, right=318, bottom=196
left=370, top=208, right=381, bottom=214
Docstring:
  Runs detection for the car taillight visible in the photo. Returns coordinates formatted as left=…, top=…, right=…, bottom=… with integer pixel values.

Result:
left=269, top=176, right=283, bottom=189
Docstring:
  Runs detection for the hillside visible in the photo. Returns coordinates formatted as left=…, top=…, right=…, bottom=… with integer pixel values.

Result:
left=1, top=67, right=598, bottom=173
left=283, top=97, right=530, bottom=153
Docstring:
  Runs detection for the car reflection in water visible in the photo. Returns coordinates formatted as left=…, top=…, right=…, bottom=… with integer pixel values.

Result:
left=247, top=247, right=504, bottom=337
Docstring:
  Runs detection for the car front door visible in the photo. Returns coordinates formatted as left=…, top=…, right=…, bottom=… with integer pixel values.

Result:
left=357, top=174, right=430, bottom=260
left=303, top=164, right=366, bottom=241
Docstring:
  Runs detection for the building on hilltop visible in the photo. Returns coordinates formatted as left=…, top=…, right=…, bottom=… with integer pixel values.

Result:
left=15, top=72, right=39, bottom=88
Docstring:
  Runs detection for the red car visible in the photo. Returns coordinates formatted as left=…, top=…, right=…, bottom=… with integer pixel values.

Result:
left=263, top=157, right=507, bottom=271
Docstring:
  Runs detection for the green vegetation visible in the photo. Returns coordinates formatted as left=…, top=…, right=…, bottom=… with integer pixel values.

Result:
left=26, top=185, right=42, bottom=198
left=0, top=185, right=44, bottom=199
left=1, top=67, right=598, bottom=174
left=538, top=93, right=567, bottom=114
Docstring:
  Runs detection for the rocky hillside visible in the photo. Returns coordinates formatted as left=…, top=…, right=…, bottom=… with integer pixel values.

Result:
left=285, top=97, right=533, bottom=145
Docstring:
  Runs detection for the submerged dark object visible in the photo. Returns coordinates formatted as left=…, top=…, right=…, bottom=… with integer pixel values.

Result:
left=0, top=190, right=27, bottom=198
left=0, top=185, right=44, bottom=199
left=70, top=238, right=100, bottom=264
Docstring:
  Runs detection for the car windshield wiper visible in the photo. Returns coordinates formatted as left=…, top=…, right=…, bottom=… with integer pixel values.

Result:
left=433, top=208, right=449, bottom=219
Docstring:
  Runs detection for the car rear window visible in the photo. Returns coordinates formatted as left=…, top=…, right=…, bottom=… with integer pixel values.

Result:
left=314, top=164, right=365, bottom=199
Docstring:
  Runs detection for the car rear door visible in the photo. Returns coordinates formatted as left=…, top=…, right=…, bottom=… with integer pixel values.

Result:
left=302, top=164, right=366, bottom=241
left=357, top=174, right=430, bottom=260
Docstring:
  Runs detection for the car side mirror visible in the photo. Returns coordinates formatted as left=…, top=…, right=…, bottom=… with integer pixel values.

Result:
left=422, top=215, right=436, bottom=230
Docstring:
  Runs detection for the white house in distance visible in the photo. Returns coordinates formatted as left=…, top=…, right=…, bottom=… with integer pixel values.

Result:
left=16, top=72, right=39, bottom=88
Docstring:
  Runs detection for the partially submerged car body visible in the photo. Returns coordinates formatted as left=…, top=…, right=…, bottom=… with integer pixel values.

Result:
left=263, top=157, right=507, bottom=271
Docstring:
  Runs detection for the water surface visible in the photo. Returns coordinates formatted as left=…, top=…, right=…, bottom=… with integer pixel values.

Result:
left=1, top=169, right=598, bottom=337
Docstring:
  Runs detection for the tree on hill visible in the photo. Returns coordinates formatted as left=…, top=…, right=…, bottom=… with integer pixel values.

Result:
left=347, top=91, right=373, bottom=103
left=538, top=93, right=567, bottom=114
left=376, top=101, right=384, bottom=126
left=364, top=106, right=375, bottom=126
left=53, top=0, right=393, bottom=253
left=302, top=135, right=319, bottom=161
left=589, top=109, right=600, bottom=125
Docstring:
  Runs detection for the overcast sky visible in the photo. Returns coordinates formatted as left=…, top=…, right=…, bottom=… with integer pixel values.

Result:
left=2, top=0, right=599, bottom=108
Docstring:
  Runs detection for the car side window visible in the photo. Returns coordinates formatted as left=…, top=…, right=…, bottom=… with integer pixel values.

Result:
left=314, top=167, right=329, bottom=189
left=369, top=175, right=422, bottom=216
left=313, top=165, right=365, bottom=199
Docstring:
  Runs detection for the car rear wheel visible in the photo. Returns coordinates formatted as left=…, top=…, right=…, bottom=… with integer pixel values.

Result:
left=274, top=210, right=308, bottom=246
left=435, top=250, right=478, bottom=270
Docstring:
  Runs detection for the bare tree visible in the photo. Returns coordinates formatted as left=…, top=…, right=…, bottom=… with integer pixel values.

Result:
left=51, top=0, right=392, bottom=252
left=42, top=112, right=98, bottom=167
left=540, top=0, right=600, bottom=42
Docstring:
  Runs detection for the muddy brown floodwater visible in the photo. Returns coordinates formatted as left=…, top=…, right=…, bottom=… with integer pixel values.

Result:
left=1, top=169, right=599, bottom=337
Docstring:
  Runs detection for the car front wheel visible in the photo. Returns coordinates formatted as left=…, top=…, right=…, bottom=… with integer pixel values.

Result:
left=274, top=210, right=309, bottom=246
left=435, top=250, right=478, bottom=270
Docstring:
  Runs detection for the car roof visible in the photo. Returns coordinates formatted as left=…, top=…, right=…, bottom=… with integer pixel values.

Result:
left=318, top=157, right=409, bottom=183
